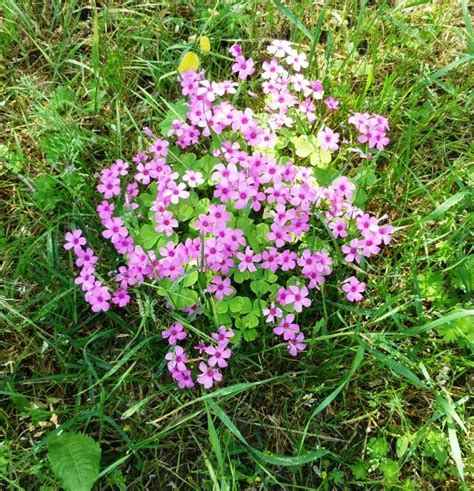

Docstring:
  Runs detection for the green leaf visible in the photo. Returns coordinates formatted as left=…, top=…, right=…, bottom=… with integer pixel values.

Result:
left=232, top=270, right=251, bottom=284
left=291, top=135, right=332, bottom=167
left=240, top=297, right=253, bottom=314
left=250, top=279, right=270, bottom=296
left=242, top=313, right=259, bottom=328
left=228, top=296, right=244, bottom=313
left=291, top=135, right=314, bottom=158
left=263, top=269, right=278, bottom=284
left=396, top=434, right=411, bottom=458
left=352, top=188, right=368, bottom=208
left=174, top=201, right=194, bottom=221
left=140, top=224, right=159, bottom=249
left=197, top=155, right=220, bottom=176
left=380, top=459, right=399, bottom=484
left=368, top=437, right=389, bottom=458
left=215, top=301, right=228, bottom=314
left=423, top=430, right=448, bottom=466
left=313, top=167, right=340, bottom=187
left=216, top=312, right=232, bottom=326
left=137, top=192, right=155, bottom=208
left=242, top=328, right=258, bottom=341
left=309, top=147, right=332, bottom=167
left=167, top=288, right=198, bottom=310
left=182, top=270, right=198, bottom=287
left=47, top=432, right=101, bottom=491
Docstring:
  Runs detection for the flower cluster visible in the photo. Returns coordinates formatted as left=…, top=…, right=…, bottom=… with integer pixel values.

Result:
left=64, top=41, right=394, bottom=389
left=163, top=323, right=233, bottom=389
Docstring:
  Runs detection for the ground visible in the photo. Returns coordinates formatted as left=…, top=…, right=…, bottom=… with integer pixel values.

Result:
left=0, top=1, right=473, bottom=489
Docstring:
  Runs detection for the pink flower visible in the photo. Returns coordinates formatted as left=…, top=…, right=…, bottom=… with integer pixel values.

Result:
left=285, top=285, right=311, bottom=313
left=64, top=230, right=86, bottom=254
left=329, top=219, right=348, bottom=239
left=288, top=333, right=307, bottom=356
left=205, top=343, right=232, bottom=368
left=149, top=138, right=169, bottom=157
left=263, top=302, right=282, bottom=323
left=232, top=56, right=255, bottom=80
left=165, top=345, right=188, bottom=372
left=194, top=341, right=207, bottom=354
left=261, top=248, right=279, bottom=272
left=318, top=126, right=340, bottom=151
left=197, top=362, right=222, bottom=389
left=135, top=162, right=158, bottom=185
left=285, top=50, right=308, bottom=72
left=323, top=96, right=339, bottom=111
left=102, top=217, right=128, bottom=244
left=207, top=276, right=234, bottom=301
left=74, top=268, right=96, bottom=292
left=229, top=44, right=242, bottom=57
left=211, top=326, right=234, bottom=346
left=112, top=289, right=131, bottom=307
left=278, top=250, right=297, bottom=271
left=267, top=40, right=292, bottom=58
left=183, top=170, right=204, bottom=188
left=155, top=211, right=178, bottom=236
left=341, top=239, right=362, bottom=264
left=267, top=222, right=291, bottom=248
left=96, top=201, right=114, bottom=221
left=378, top=224, right=394, bottom=245
left=75, top=247, right=98, bottom=269
left=97, top=176, right=120, bottom=199
left=361, top=233, right=382, bottom=257
left=342, top=276, right=366, bottom=302
left=173, top=368, right=195, bottom=389
left=85, top=284, right=111, bottom=312
left=162, top=322, right=187, bottom=345
left=273, top=314, right=300, bottom=341
left=236, top=247, right=261, bottom=273
left=163, top=182, right=190, bottom=204
left=332, top=176, right=355, bottom=200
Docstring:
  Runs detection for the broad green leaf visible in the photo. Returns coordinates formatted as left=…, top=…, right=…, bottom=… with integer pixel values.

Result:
left=180, top=153, right=197, bottom=168
left=178, top=51, right=200, bottom=73
left=242, top=313, right=259, bottom=328
left=215, top=301, right=228, bottom=314
left=47, top=432, right=101, bottom=491
left=250, top=280, right=270, bottom=296
left=137, top=192, right=155, bottom=208
left=309, top=147, right=332, bottom=167
left=291, top=135, right=313, bottom=158
left=240, top=297, right=253, bottom=314
left=168, top=288, right=198, bottom=310
left=140, top=224, right=159, bottom=249
left=291, top=135, right=331, bottom=167
left=182, top=270, right=198, bottom=287
left=242, top=328, right=258, bottom=341
left=263, top=269, right=278, bottom=283
left=196, top=155, right=220, bottom=176
left=175, top=201, right=194, bottom=221
left=228, top=296, right=244, bottom=313
left=232, top=270, right=251, bottom=284
left=216, top=312, right=232, bottom=326
left=313, top=167, right=339, bottom=187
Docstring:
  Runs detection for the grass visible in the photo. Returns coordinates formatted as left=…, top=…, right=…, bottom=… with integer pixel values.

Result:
left=0, top=0, right=473, bottom=489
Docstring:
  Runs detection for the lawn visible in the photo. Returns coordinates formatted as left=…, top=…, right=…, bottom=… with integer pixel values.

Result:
left=0, top=1, right=473, bottom=489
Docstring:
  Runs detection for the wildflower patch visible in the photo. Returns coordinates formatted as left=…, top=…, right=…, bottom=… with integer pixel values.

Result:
left=65, top=41, right=393, bottom=390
